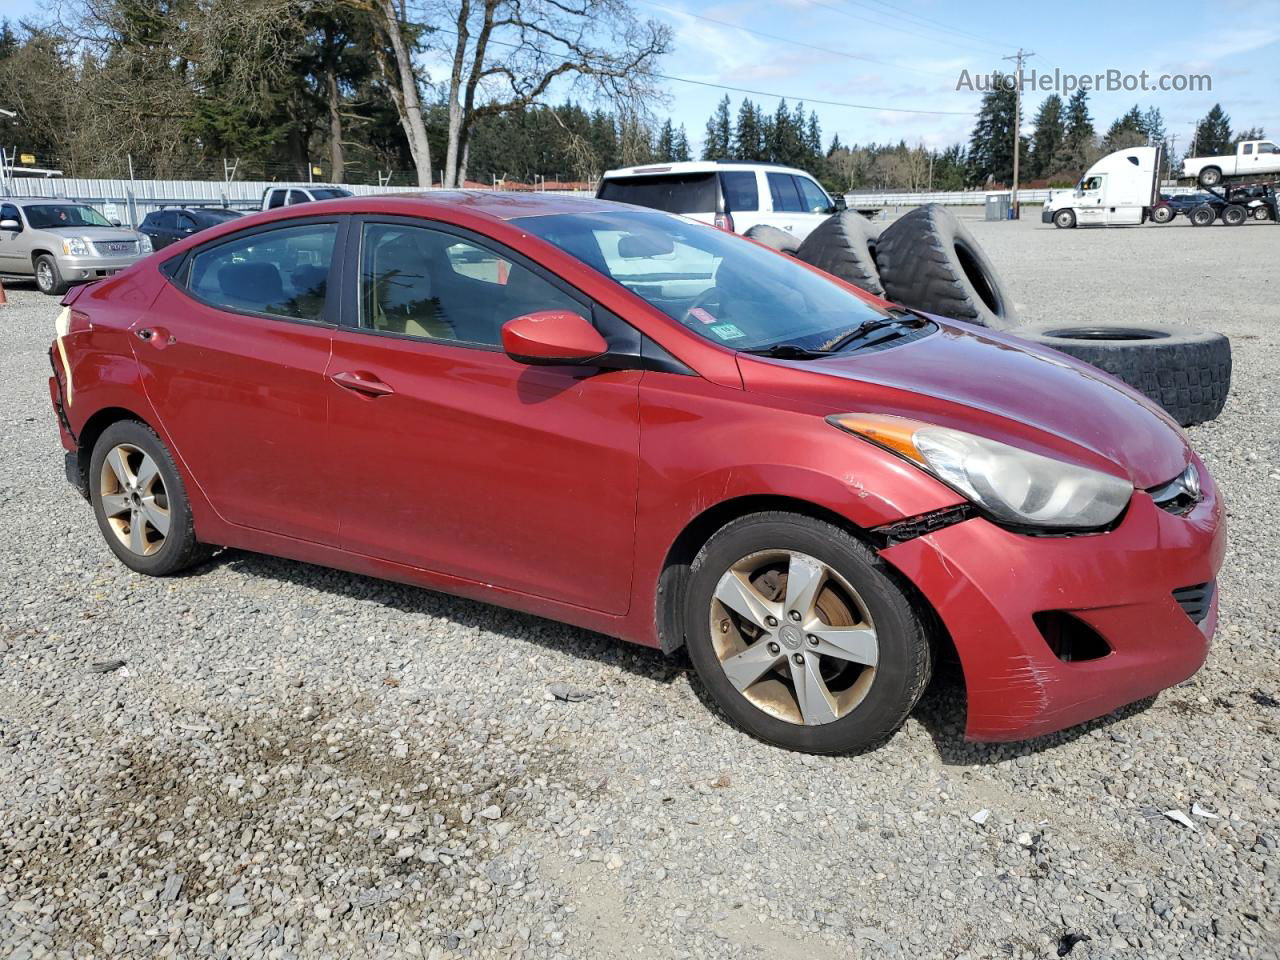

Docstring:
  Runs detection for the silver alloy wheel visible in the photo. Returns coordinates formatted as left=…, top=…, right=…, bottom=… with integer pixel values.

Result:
left=710, top=549, right=878, bottom=726
left=36, top=259, right=54, bottom=292
left=99, top=443, right=170, bottom=556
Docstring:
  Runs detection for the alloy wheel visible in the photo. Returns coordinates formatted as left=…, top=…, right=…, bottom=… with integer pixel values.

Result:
left=99, top=443, right=170, bottom=556
left=709, top=549, right=878, bottom=726
left=36, top=260, right=53, bottom=292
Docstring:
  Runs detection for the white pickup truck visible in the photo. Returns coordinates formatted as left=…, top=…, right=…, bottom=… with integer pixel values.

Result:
left=1182, top=140, right=1280, bottom=187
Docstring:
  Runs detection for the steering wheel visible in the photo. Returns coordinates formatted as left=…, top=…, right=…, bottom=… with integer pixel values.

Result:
left=684, top=286, right=722, bottom=326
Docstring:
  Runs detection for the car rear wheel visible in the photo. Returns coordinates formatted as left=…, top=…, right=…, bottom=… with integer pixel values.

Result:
left=684, top=512, right=932, bottom=754
left=1150, top=205, right=1175, bottom=224
left=1252, top=205, right=1271, bottom=221
left=1053, top=209, right=1076, bottom=229
left=1197, top=167, right=1222, bottom=188
left=89, top=420, right=211, bottom=575
left=34, top=255, right=68, bottom=296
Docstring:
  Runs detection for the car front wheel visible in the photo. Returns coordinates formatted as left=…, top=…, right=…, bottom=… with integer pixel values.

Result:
left=684, top=512, right=933, bottom=754
left=1054, top=209, right=1076, bottom=229
left=89, top=420, right=210, bottom=575
left=34, top=254, right=68, bottom=296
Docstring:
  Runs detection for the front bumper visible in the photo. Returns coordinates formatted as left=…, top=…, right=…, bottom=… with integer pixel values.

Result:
left=1041, top=206, right=1054, bottom=223
left=882, top=463, right=1225, bottom=741
left=57, top=253, right=143, bottom=284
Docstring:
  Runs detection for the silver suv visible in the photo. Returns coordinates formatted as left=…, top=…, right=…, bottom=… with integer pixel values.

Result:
left=0, top=198, right=153, bottom=296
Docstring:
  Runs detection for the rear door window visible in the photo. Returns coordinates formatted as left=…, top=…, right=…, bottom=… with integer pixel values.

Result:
left=185, top=222, right=337, bottom=322
left=598, top=173, right=718, bottom=215
left=766, top=173, right=804, bottom=212
left=267, top=190, right=287, bottom=209
left=287, top=190, right=311, bottom=206
left=719, top=171, right=759, bottom=212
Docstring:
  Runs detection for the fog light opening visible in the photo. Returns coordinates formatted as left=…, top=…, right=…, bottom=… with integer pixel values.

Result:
left=1033, top=611, right=1111, bottom=663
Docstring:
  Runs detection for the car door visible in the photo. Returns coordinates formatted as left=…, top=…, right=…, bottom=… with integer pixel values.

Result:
left=134, top=216, right=346, bottom=543
left=325, top=217, right=642, bottom=614
left=791, top=175, right=836, bottom=239
left=1076, top=175, right=1106, bottom=224
left=0, top=202, right=24, bottom=273
left=143, top=210, right=175, bottom=249
left=764, top=172, right=805, bottom=235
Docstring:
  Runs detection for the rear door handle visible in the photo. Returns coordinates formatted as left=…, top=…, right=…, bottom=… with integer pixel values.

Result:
left=330, top=370, right=395, bottom=397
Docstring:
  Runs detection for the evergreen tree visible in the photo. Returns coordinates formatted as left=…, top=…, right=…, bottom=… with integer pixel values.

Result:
left=967, top=75, right=1019, bottom=184
left=734, top=99, right=762, bottom=160
left=1028, top=94, right=1064, bottom=178
left=655, top=118, right=677, bottom=160
left=1103, top=105, right=1146, bottom=151
left=702, top=95, right=732, bottom=160
left=1058, top=89, right=1096, bottom=172
left=672, top=124, right=691, bottom=161
left=1233, top=125, right=1265, bottom=143
left=1191, top=104, right=1231, bottom=156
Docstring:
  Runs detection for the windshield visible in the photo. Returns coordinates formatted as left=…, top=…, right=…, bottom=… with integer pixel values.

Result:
left=24, top=204, right=113, bottom=229
left=518, top=210, right=890, bottom=351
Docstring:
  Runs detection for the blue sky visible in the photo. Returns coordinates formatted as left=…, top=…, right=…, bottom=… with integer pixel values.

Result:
left=6, top=0, right=1278, bottom=156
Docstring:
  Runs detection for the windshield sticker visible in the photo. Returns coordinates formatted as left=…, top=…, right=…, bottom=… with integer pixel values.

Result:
left=688, top=307, right=718, bottom=325
left=709, top=323, right=746, bottom=341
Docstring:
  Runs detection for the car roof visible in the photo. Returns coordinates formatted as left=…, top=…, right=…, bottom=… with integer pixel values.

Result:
left=5, top=197, right=93, bottom=205
left=600, top=160, right=813, bottom=179
left=300, top=190, right=625, bottom=222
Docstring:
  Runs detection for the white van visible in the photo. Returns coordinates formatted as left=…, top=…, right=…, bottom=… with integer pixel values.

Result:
left=1042, top=146, right=1162, bottom=228
left=596, top=162, right=841, bottom=240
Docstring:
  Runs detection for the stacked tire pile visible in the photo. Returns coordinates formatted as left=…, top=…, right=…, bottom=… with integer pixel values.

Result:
left=745, top=209, right=1232, bottom=427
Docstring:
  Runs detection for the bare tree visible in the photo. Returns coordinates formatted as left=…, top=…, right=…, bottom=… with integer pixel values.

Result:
left=431, top=0, right=670, bottom=187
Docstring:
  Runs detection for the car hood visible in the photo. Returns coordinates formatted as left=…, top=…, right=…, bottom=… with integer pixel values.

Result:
left=40, top=226, right=141, bottom=242
left=737, top=320, right=1190, bottom=490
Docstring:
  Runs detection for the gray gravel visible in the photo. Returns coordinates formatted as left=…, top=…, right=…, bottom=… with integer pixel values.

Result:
left=2, top=214, right=1278, bottom=960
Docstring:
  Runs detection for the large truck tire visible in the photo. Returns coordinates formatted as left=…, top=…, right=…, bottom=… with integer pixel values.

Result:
left=1053, top=209, right=1076, bottom=229
left=793, top=211, right=884, bottom=296
left=1014, top=323, right=1231, bottom=427
left=873, top=205, right=1020, bottom=329
left=1190, top=205, right=1216, bottom=227
left=1150, top=204, right=1175, bottom=224
left=1197, top=167, right=1223, bottom=188
left=1221, top=204, right=1248, bottom=226
left=743, top=224, right=801, bottom=255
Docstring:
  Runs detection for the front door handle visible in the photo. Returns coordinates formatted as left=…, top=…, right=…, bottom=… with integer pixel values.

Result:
left=330, top=370, right=395, bottom=397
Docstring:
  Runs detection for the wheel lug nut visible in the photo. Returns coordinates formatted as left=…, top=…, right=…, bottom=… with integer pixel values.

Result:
left=765, top=616, right=778, bottom=627
left=807, top=635, right=818, bottom=646
left=719, top=619, right=730, bottom=633
left=788, top=610, right=801, bottom=622
left=767, top=642, right=780, bottom=655
left=791, top=653, right=804, bottom=665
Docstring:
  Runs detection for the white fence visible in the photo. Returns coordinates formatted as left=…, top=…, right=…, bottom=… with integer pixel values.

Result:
left=0, top=176, right=591, bottom=227
left=843, top=188, right=1055, bottom=208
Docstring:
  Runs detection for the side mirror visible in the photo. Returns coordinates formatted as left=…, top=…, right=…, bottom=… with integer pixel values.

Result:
left=110, top=219, right=122, bottom=227
left=0, top=218, right=19, bottom=230
left=501, top=310, right=608, bottom=366
left=832, top=195, right=847, bottom=212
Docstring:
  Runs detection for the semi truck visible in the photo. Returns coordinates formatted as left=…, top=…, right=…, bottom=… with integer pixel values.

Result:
left=1042, top=146, right=1163, bottom=228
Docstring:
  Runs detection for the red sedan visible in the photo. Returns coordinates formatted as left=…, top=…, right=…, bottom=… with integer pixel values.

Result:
left=47, top=193, right=1224, bottom=754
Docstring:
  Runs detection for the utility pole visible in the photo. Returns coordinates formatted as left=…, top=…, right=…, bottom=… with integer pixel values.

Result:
left=1167, top=133, right=1179, bottom=181
left=1002, top=49, right=1034, bottom=220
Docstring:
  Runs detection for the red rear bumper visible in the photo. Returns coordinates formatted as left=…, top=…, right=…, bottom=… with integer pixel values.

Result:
left=882, top=462, right=1225, bottom=741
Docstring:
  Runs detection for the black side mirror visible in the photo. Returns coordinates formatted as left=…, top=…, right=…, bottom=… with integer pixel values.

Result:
left=832, top=196, right=848, bottom=212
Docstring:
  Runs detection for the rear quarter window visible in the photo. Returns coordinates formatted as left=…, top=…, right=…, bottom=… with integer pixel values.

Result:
left=598, top=173, right=718, bottom=215
left=719, top=171, right=759, bottom=212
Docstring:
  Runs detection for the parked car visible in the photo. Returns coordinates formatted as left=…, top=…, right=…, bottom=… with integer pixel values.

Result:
left=261, top=185, right=353, bottom=211
left=139, top=206, right=242, bottom=250
left=0, top=198, right=152, bottom=295
left=596, top=161, right=843, bottom=241
left=1149, top=192, right=1221, bottom=224
left=48, top=192, right=1223, bottom=754
left=1182, top=139, right=1280, bottom=187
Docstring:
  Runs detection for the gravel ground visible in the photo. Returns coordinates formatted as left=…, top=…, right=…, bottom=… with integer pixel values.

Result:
left=1, top=214, right=1278, bottom=960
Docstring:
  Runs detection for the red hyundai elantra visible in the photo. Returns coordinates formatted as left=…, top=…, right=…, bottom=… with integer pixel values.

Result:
left=47, top=192, right=1224, bottom=753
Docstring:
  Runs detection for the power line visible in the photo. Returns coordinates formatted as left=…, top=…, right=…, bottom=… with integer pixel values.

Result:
left=803, top=0, right=1010, bottom=57
left=849, top=0, right=1018, bottom=52
left=636, top=0, right=955, bottom=79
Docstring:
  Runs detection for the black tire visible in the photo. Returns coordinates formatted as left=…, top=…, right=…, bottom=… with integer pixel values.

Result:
left=1150, top=204, right=1175, bottom=224
left=1252, top=205, right=1271, bottom=221
left=684, top=512, right=933, bottom=755
left=1221, top=204, right=1247, bottom=226
left=1014, top=324, right=1231, bottom=427
left=34, top=254, right=68, bottom=296
left=874, top=204, right=1020, bottom=329
left=1189, top=205, right=1216, bottom=227
left=1197, top=167, right=1222, bottom=188
left=1053, top=209, right=1077, bottom=229
left=793, top=210, right=884, bottom=296
left=89, top=420, right=211, bottom=575
left=743, top=224, right=801, bottom=256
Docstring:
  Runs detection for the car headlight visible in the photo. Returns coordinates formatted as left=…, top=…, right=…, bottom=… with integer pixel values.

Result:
left=63, top=237, right=90, bottom=256
left=828, top=413, right=1133, bottom=530
left=138, top=233, right=153, bottom=254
